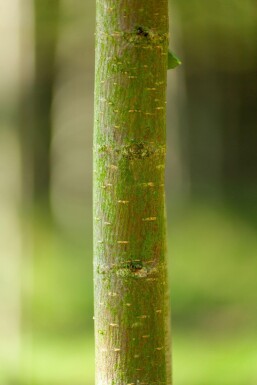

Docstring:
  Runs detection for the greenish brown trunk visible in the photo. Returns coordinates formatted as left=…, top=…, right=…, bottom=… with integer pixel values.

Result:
left=93, top=1, right=171, bottom=384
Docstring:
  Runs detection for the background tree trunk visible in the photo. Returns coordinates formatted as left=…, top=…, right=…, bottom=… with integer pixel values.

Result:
left=93, top=1, right=172, bottom=384
left=33, top=0, right=60, bottom=207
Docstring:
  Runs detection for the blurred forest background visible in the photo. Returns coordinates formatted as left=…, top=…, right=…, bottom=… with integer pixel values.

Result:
left=0, top=0, right=256, bottom=384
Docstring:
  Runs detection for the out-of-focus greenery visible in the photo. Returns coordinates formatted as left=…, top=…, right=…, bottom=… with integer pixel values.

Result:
left=0, top=0, right=256, bottom=384
left=1, top=200, right=257, bottom=385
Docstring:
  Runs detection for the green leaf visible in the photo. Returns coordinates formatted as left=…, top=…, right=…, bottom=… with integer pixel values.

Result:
left=168, top=50, right=182, bottom=69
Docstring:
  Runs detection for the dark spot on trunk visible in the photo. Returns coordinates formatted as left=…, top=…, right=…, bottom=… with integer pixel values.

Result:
left=136, top=26, right=149, bottom=37
left=122, top=261, right=143, bottom=272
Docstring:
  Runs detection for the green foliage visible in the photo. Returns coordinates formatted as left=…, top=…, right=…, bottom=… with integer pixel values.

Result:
left=2, top=199, right=257, bottom=385
left=168, top=50, right=182, bottom=69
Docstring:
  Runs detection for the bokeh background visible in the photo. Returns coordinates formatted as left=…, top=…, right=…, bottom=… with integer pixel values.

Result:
left=0, top=0, right=256, bottom=384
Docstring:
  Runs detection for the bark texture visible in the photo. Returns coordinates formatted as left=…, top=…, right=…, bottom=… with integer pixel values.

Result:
left=93, top=1, right=171, bottom=384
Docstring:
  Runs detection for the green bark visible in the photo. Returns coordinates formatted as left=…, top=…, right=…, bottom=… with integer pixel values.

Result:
left=93, top=1, right=171, bottom=384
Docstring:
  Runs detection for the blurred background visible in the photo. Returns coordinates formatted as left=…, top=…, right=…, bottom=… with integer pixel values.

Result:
left=0, top=0, right=256, bottom=384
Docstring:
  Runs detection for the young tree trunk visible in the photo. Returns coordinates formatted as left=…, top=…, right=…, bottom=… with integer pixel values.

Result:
left=93, top=1, right=171, bottom=384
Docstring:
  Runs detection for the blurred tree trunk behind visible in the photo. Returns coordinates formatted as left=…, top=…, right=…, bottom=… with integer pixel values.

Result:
left=33, top=0, right=60, bottom=207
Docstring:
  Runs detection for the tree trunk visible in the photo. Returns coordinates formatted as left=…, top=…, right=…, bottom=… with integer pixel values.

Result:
left=33, top=0, right=60, bottom=207
left=93, top=1, right=171, bottom=384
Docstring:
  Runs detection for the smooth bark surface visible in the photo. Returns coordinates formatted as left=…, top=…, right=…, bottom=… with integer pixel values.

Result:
left=93, top=1, right=171, bottom=384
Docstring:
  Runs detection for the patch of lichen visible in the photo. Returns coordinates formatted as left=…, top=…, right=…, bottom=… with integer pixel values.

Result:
left=96, top=260, right=162, bottom=281
left=96, top=141, right=166, bottom=160
left=106, top=27, right=168, bottom=47
left=122, top=260, right=143, bottom=271
left=122, top=141, right=154, bottom=159
left=96, top=261, right=143, bottom=276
